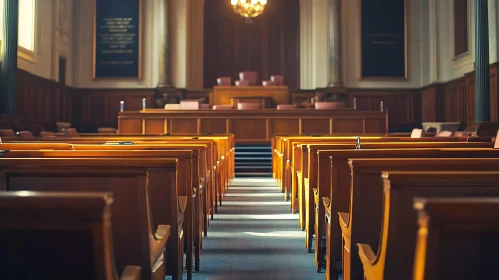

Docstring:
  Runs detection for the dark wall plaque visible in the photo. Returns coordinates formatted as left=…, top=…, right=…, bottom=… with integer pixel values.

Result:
left=361, top=0, right=406, bottom=78
left=93, top=0, right=142, bottom=79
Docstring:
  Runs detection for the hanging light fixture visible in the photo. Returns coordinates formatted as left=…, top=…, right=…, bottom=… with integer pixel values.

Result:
left=230, top=0, right=267, bottom=23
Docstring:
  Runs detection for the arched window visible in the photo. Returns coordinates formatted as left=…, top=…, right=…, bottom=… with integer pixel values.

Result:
left=0, top=0, right=37, bottom=60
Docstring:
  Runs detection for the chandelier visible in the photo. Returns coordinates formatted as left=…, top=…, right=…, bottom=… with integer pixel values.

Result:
left=230, top=0, right=267, bottom=22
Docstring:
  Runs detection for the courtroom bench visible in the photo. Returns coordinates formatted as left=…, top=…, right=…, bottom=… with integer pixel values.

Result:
left=357, top=171, right=499, bottom=280
left=0, top=150, right=195, bottom=280
left=0, top=157, right=178, bottom=280
left=0, top=192, right=143, bottom=280
left=413, top=197, right=499, bottom=280
left=317, top=151, right=499, bottom=280
left=298, top=142, right=494, bottom=257
left=337, top=158, right=499, bottom=280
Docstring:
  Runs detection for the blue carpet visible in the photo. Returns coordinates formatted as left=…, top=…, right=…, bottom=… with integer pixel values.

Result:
left=183, top=177, right=326, bottom=280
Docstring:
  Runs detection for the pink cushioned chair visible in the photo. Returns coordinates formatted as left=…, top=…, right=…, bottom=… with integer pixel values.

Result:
left=212, top=105, right=234, bottom=110
left=454, top=131, right=472, bottom=137
left=262, top=80, right=274, bottom=86
left=217, top=77, right=231, bottom=86
left=239, top=71, right=258, bottom=85
left=436, top=131, right=453, bottom=137
left=0, top=129, right=15, bottom=137
left=40, top=131, right=57, bottom=138
left=237, top=103, right=262, bottom=110
left=315, top=102, right=340, bottom=110
left=271, top=75, right=284, bottom=85
left=277, top=104, right=297, bottom=110
left=17, top=131, right=33, bottom=138
left=235, top=80, right=250, bottom=86
left=64, top=128, right=78, bottom=137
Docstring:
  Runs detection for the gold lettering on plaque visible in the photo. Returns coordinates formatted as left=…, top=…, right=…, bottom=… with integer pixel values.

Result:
left=98, top=17, right=137, bottom=65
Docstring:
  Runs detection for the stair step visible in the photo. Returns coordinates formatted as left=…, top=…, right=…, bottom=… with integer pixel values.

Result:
left=236, top=146, right=272, bottom=151
left=235, top=152, right=272, bottom=156
left=234, top=144, right=272, bottom=178
left=236, top=162, right=272, bottom=166
left=235, top=157, right=272, bottom=161
left=236, top=165, right=272, bottom=169
left=235, top=172, right=273, bottom=177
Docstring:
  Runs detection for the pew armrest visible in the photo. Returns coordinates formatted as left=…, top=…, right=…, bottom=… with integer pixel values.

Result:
left=338, top=212, right=349, bottom=228
left=150, top=224, right=171, bottom=266
left=313, top=188, right=319, bottom=210
left=178, top=196, right=187, bottom=214
left=120, top=266, right=142, bottom=280
left=322, top=197, right=331, bottom=212
left=357, top=243, right=377, bottom=265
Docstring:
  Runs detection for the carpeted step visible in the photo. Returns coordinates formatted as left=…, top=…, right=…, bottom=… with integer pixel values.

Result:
left=235, top=144, right=272, bottom=177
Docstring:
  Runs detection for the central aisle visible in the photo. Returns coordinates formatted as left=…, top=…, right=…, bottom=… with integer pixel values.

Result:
left=185, top=177, right=325, bottom=280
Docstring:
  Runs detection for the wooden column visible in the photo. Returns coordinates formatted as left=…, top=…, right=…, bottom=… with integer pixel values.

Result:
left=0, top=0, right=18, bottom=116
left=157, top=0, right=173, bottom=87
left=328, top=0, right=342, bottom=87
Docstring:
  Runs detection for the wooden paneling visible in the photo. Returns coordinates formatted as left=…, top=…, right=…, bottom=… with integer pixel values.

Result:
left=421, top=83, right=444, bottom=122
left=232, top=119, right=267, bottom=140
left=72, top=88, right=155, bottom=129
left=333, top=119, right=364, bottom=133
left=203, top=0, right=300, bottom=89
left=347, top=89, right=421, bottom=127
left=444, top=76, right=468, bottom=123
left=421, top=63, right=498, bottom=124
left=119, top=109, right=388, bottom=143
left=301, top=119, right=330, bottom=134
left=13, top=68, right=71, bottom=131
left=170, top=119, right=198, bottom=134
left=200, top=119, right=227, bottom=135
left=270, top=119, right=300, bottom=134
left=144, top=119, right=165, bottom=134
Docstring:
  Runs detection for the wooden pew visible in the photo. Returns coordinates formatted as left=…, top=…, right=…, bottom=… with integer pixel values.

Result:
left=357, top=171, right=499, bottom=280
left=318, top=150, right=499, bottom=280
left=2, top=138, right=227, bottom=217
left=413, top=197, right=499, bottom=280
left=0, top=157, right=178, bottom=280
left=273, top=134, right=479, bottom=187
left=287, top=140, right=493, bottom=204
left=340, top=158, right=499, bottom=280
left=5, top=134, right=235, bottom=183
left=71, top=143, right=214, bottom=250
left=301, top=142, right=494, bottom=255
left=0, top=191, right=142, bottom=280
left=1, top=149, right=195, bottom=280
left=1, top=134, right=233, bottom=191
left=0, top=141, right=214, bottom=237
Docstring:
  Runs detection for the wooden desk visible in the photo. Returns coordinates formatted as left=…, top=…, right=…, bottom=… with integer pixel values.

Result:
left=212, top=86, right=289, bottom=107
left=231, top=96, right=272, bottom=108
left=118, top=109, right=388, bottom=143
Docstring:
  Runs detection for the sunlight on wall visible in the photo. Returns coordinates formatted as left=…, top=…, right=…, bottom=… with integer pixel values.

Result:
left=0, top=0, right=36, bottom=54
left=18, top=0, right=35, bottom=52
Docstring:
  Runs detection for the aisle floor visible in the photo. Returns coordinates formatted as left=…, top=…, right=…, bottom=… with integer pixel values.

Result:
left=183, top=177, right=326, bottom=280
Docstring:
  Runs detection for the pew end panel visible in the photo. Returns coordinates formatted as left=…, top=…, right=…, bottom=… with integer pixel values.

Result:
left=413, top=197, right=499, bottom=280
left=0, top=158, right=178, bottom=280
left=359, top=171, right=499, bottom=280
left=0, top=191, right=142, bottom=280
